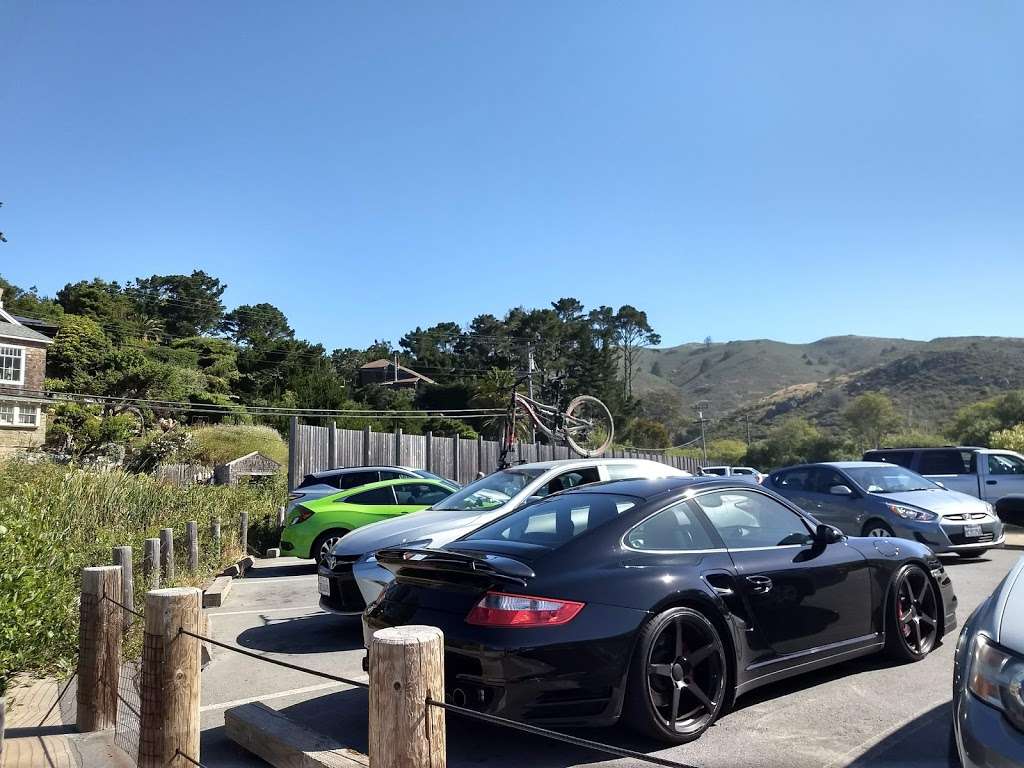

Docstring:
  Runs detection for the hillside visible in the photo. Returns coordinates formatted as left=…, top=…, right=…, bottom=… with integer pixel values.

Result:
left=637, top=336, right=1024, bottom=434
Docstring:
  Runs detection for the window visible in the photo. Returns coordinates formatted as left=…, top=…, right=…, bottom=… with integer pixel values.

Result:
left=807, top=468, right=849, bottom=494
left=540, top=468, right=601, bottom=497
left=988, top=454, right=1024, bottom=476
left=625, top=502, right=717, bottom=551
left=335, top=471, right=381, bottom=489
left=394, top=482, right=452, bottom=506
left=465, top=493, right=637, bottom=549
left=864, top=450, right=913, bottom=468
left=0, top=402, right=38, bottom=427
left=347, top=486, right=396, bottom=505
left=377, top=470, right=409, bottom=482
left=0, top=346, right=24, bottom=384
left=606, top=463, right=643, bottom=480
left=773, top=468, right=812, bottom=491
left=732, top=467, right=756, bottom=476
left=702, top=467, right=728, bottom=476
left=696, top=489, right=814, bottom=549
left=433, top=468, right=546, bottom=511
left=917, top=450, right=973, bottom=475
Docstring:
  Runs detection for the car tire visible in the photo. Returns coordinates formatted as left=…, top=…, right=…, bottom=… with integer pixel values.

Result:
left=884, top=564, right=941, bottom=662
left=623, top=607, right=730, bottom=744
left=310, top=529, right=349, bottom=564
left=862, top=520, right=895, bottom=538
left=956, top=548, right=988, bottom=559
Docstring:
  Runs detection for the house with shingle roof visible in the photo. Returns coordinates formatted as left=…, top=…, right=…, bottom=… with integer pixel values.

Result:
left=0, top=289, right=52, bottom=455
left=358, top=357, right=436, bottom=390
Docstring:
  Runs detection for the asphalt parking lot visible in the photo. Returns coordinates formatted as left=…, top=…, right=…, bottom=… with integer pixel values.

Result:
left=197, top=547, right=1024, bottom=768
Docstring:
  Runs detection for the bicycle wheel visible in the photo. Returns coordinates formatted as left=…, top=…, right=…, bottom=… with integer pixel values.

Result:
left=563, top=395, right=614, bottom=457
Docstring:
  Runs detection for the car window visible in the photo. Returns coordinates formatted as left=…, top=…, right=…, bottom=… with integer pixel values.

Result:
left=696, top=490, right=814, bottom=549
left=702, top=467, right=728, bottom=476
left=863, top=451, right=913, bottom=468
left=988, top=454, right=1024, bottom=475
left=335, top=471, right=381, bottom=489
left=773, top=468, right=812, bottom=491
left=378, top=470, right=409, bottom=482
left=732, top=467, right=755, bottom=476
left=347, top=486, right=397, bottom=505
left=297, top=474, right=324, bottom=489
left=605, top=463, right=643, bottom=480
left=538, top=468, right=601, bottom=497
left=464, top=493, right=637, bottom=549
left=808, top=468, right=848, bottom=494
left=917, top=450, right=973, bottom=475
left=393, top=482, right=453, bottom=506
left=625, top=502, right=717, bottom=551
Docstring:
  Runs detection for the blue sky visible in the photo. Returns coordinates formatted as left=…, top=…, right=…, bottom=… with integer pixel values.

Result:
left=2, top=2, right=1022, bottom=350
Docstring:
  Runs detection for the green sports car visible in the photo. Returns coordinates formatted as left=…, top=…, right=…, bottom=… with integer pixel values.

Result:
left=280, top=477, right=457, bottom=563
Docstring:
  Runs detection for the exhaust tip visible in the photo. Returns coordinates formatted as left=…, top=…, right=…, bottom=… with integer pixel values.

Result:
left=451, top=688, right=467, bottom=707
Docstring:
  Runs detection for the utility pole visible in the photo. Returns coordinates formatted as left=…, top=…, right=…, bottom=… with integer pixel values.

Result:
left=744, top=415, right=751, bottom=445
left=695, top=401, right=710, bottom=464
left=393, top=351, right=399, bottom=384
left=526, top=343, right=536, bottom=443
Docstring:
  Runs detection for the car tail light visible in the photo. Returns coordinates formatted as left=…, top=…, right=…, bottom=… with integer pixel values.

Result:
left=288, top=492, right=302, bottom=501
left=465, top=591, right=584, bottom=628
left=290, top=507, right=314, bottom=526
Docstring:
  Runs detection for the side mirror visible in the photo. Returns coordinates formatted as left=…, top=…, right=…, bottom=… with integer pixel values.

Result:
left=996, top=500, right=1024, bottom=528
left=815, top=523, right=844, bottom=544
left=829, top=485, right=854, bottom=496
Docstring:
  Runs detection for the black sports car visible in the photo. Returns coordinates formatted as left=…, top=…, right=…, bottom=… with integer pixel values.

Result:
left=366, top=476, right=957, bottom=743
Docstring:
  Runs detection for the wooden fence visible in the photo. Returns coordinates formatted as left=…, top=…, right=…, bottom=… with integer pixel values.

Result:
left=287, top=418, right=704, bottom=488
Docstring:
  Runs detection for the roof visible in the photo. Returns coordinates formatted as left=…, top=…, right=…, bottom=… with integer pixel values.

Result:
left=556, top=475, right=737, bottom=500
left=358, top=358, right=436, bottom=385
left=0, top=320, right=52, bottom=345
left=309, top=465, right=416, bottom=478
left=221, top=451, right=282, bottom=468
left=500, top=457, right=690, bottom=471
left=803, top=461, right=894, bottom=469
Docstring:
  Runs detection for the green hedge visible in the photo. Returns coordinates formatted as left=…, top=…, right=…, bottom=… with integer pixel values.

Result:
left=0, top=459, right=284, bottom=693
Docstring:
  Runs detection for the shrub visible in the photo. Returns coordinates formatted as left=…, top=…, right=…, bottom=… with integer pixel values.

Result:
left=0, top=459, right=284, bottom=685
left=990, top=424, right=1024, bottom=454
left=189, top=424, right=288, bottom=467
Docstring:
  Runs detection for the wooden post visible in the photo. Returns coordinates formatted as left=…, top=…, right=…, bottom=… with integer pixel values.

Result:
left=369, top=626, right=445, bottom=768
left=76, top=566, right=123, bottom=732
left=476, top=436, right=483, bottom=477
left=452, top=437, right=460, bottom=485
left=425, top=431, right=433, bottom=474
left=211, top=518, right=221, bottom=556
left=240, top=511, right=249, bottom=554
left=112, top=546, right=135, bottom=630
left=288, top=415, right=299, bottom=492
left=276, top=506, right=286, bottom=529
left=363, top=425, right=372, bottom=466
left=143, top=538, right=160, bottom=589
left=186, top=521, right=199, bottom=572
left=328, top=420, right=338, bottom=469
left=395, top=427, right=403, bottom=466
left=160, top=527, right=175, bottom=582
left=137, top=588, right=202, bottom=768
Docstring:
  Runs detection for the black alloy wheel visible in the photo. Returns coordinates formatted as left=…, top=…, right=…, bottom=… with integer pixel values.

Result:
left=886, top=565, right=940, bottom=661
left=312, top=529, right=348, bottom=565
left=625, top=607, right=729, bottom=743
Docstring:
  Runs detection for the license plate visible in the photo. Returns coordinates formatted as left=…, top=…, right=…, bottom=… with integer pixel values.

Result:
left=318, top=575, right=331, bottom=596
left=963, top=524, right=983, bottom=538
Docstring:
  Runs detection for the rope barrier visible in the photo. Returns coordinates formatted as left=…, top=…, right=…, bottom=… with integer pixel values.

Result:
left=175, top=627, right=369, bottom=689
left=426, top=697, right=700, bottom=768
left=175, top=748, right=211, bottom=767
left=36, top=672, right=77, bottom=728
left=102, top=595, right=145, bottom=620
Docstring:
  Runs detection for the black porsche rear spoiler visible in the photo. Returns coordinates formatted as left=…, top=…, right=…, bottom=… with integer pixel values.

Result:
left=375, top=547, right=535, bottom=586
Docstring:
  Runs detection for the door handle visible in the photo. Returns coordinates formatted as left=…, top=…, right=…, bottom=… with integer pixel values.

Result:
left=746, top=575, right=773, bottom=594
left=986, top=480, right=997, bottom=485
left=710, top=585, right=734, bottom=597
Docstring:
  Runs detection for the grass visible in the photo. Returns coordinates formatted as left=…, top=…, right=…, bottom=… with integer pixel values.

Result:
left=189, top=424, right=288, bottom=467
left=0, top=458, right=285, bottom=691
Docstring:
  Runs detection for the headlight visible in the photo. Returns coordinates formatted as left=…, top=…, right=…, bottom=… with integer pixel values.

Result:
left=886, top=503, right=937, bottom=522
left=983, top=502, right=995, bottom=515
left=967, top=634, right=1024, bottom=732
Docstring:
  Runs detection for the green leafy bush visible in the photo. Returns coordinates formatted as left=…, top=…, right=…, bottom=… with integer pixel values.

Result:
left=0, top=459, right=284, bottom=687
left=189, top=424, right=288, bottom=467
left=990, top=424, right=1024, bottom=454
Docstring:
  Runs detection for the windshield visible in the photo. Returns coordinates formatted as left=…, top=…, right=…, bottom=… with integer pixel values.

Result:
left=413, top=469, right=456, bottom=485
left=464, top=493, right=638, bottom=549
left=431, top=468, right=545, bottom=511
left=845, top=466, right=939, bottom=494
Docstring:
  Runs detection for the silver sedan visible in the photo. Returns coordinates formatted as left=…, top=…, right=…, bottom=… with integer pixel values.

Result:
left=952, top=504, right=1024, bottom=766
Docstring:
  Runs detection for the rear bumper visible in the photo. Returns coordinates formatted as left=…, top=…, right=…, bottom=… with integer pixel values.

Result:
left=364, top=597, right=647, bottom=727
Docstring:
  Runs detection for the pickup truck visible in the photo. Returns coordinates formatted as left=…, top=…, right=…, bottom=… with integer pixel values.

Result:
left=863, top=447, right=1024, bottom=511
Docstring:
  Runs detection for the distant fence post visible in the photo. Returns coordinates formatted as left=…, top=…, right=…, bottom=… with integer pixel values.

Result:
left=288, top=415, right=299, bottom=491
left=211, top=518, right=221, bottom=556
left=328, top=420, right=338, bottom=469
left=143, top=538, right=160, bottom=589
left=160, top=528, right=175, bottom=582
left=476, top=435, right=483, bottom=477
left=240, top=512, right=249, bottom=554
left=395, top=427, right=403, bottom=465
left=369, top=626, right=445, bottom=768
left=112, top=546, right=135, bottom=631
left=138, top=587, right=202, bottom=768
left=363, top=425, right=372, bottom=466
left=425, top=431, right=433, bottom=474
left=76, top=566, right=123, bottom=732
left=186, top=521, right=199, bottom=572
left=452, top=437, right=460, bottom=485
left=276, top=506, right=286, bottom=529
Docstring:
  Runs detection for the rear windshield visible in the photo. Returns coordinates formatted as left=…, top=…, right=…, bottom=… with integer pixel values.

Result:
left=464, top=493, right=638, bottom=549
left=432, top=468, right=545, bottom=511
